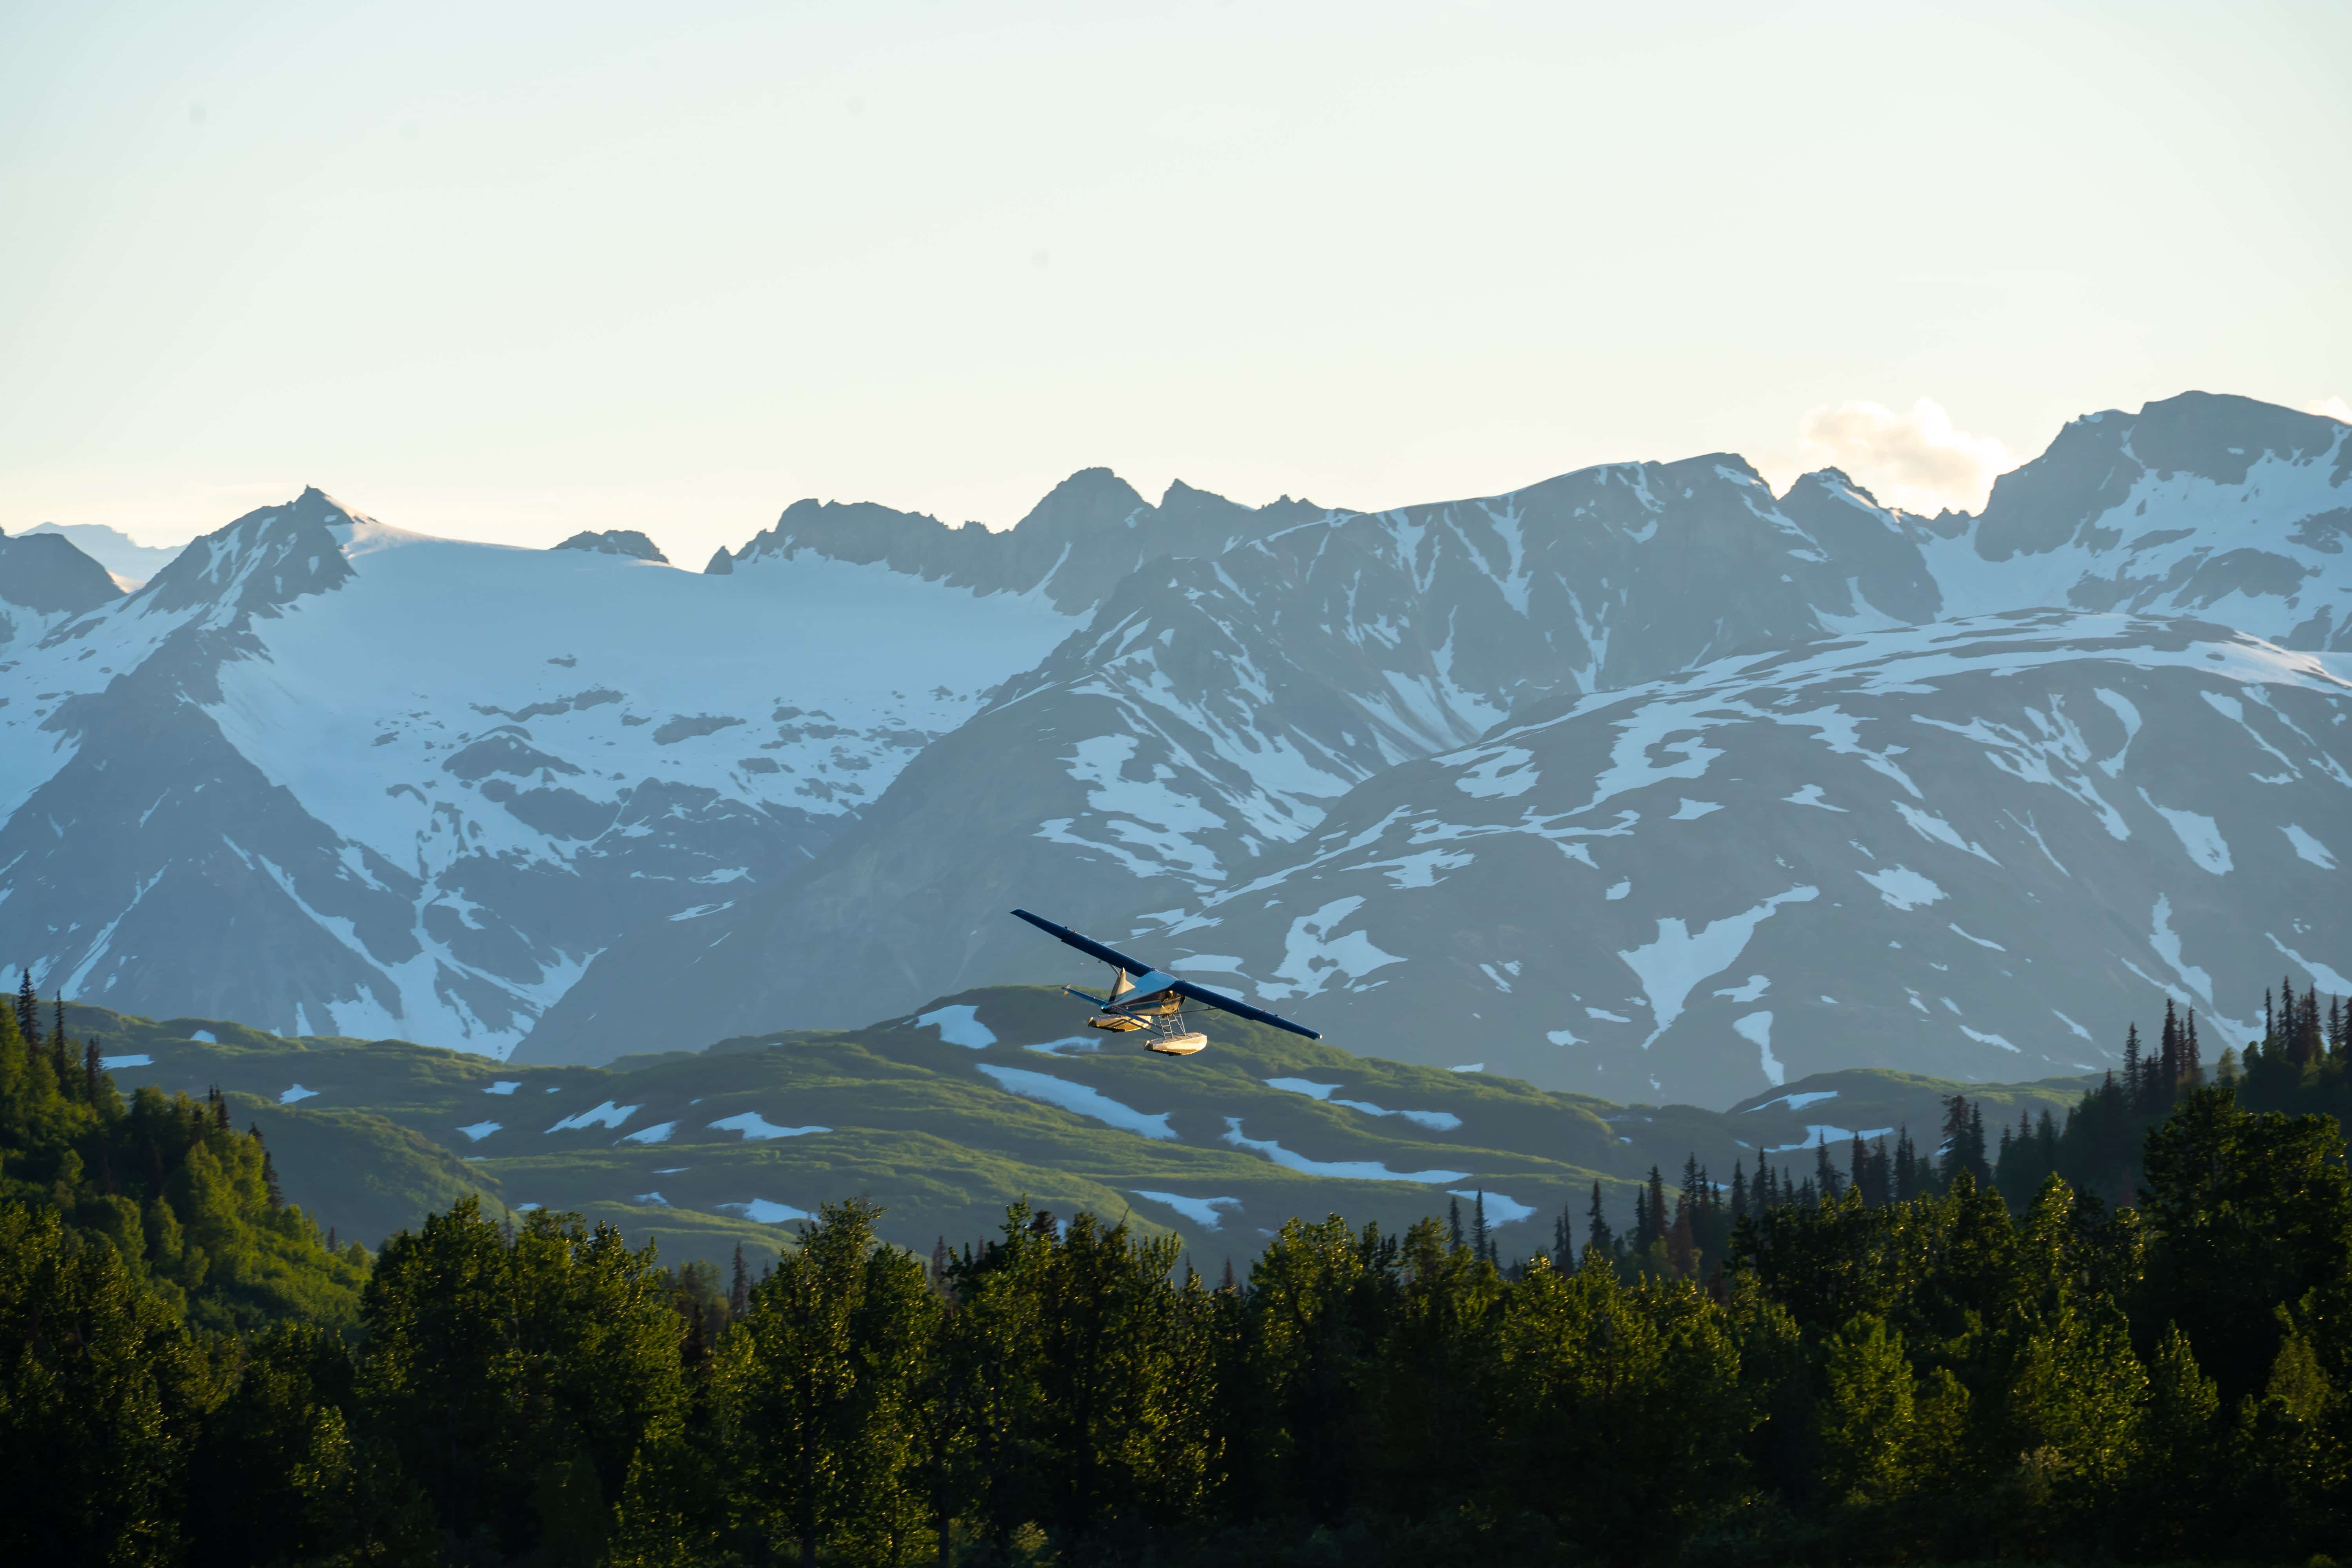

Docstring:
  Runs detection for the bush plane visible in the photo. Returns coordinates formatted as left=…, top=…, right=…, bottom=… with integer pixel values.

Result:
left=1010, top=908, right=1321, bottom=1056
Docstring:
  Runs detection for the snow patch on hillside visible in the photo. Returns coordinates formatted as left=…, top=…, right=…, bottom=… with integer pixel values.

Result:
left=976, top=1065, right=1177, bottom=1140
left=1131, top=1191, right=1241, bottom=1230
left=1617, top=886, right=1818, bottom=1045
left=1220, top=1118, right=1466, bottom=1182
left=915, top=1005, right=996, bottom=1048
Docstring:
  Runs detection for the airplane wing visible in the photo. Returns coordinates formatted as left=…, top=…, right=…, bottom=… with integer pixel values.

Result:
left=1168, top=978, right=1322, bottom=1040
left=1008, top=908, right=1322, bottom=1040
left=1009, top=909, right=1155, bottom=977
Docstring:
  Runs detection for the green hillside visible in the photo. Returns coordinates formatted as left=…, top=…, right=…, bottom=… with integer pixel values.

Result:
left=79, top=988, right=2092, bottom=1272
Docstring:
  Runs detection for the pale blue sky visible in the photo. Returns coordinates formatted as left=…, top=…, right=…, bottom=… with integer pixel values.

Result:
left=3, top=1, right=2345, bottom=562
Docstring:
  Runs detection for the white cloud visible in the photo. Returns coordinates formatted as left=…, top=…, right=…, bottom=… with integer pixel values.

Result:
left=2307, top=396, right=2352, bottom=425
left=1792, top=398, right=2013, bottom=515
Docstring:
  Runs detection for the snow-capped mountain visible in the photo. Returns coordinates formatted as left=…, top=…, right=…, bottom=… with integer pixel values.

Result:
left=527, top=393, right=2352, bottom=1091
left=7, top=391, right=2347, bottom=1099
left=0, top=488, right=1108, bottom=1053
left=1154, top=611, right=2350, bottom=1103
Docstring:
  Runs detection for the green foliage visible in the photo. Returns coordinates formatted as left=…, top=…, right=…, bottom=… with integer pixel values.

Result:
left=6, top=987, right=2351, bottom=1562
left=359, top=1197, right=686, bottom=1559
left=0, top=1202, right=216, bottom=1566
left=0, top=999, right=361, bottom=1332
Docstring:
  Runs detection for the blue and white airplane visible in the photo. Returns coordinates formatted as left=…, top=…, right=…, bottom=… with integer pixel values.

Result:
left=1010, top=908, right=1322, bottom=1057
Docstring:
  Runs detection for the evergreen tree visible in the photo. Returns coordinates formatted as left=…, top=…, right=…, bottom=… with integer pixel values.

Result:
left=2160, top=996, right=2181, bottom=1105
left=1584, top=1180, right=1615, bottom=1262
left=15, top=965, right=37, bottom=1051
left=1470, top=1189, right=1492, bottom=1265
left=732, top=1242, right=753, bottom=1320
left=1937, top=1096, right=1972, bottom=1188
left=1728, top=1160, right=1748, bottom=1225
left=1446, top=1195, right=1464, bottom=1253
left=46, top=996, right=69, bottom=1091
left=1893, top=1126, right=1918, bottom=1201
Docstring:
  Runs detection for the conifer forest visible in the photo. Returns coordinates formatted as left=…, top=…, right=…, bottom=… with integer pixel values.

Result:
left=6, top=981, right=2352, bottom=1567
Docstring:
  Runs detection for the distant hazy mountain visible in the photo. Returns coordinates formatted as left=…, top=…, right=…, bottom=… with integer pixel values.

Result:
left=7, top=391, right=2347, bottom=1102
left=25, top=521, right=187, bottom=586
left=0, top=527, right=123, bottom=625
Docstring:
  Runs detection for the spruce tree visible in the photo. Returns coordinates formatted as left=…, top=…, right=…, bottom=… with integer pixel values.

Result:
left=1815, top=1138, right=1842, bottom=1201
left=2160, top=997, right=2181, bottom=1104
left=15, top=965, right=37, bottom=1050
left=1894, top=1127, right=1918, bottom=1201
left=1471, top=1190, right=1492, bottom=1264
left=2183, top=1009, right=2202, bottom=1085
left=250, top=1124, right=283, bottom=1208
left=2123, top=1024, right=2145, bottom=1111
left=48, top=995, right=69, bottom=1094
left=1728, top=1161, right=1748, bottom=1224
left=733, top=1243, right=753, bottom=1319
left=1585, top=1179, right=1615, bottom=1259
left=1447, top=1195, right=1465, bottom=1253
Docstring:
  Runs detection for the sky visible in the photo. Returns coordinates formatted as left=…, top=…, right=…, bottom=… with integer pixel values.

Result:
left=2, top=0, right=2347, bottom=566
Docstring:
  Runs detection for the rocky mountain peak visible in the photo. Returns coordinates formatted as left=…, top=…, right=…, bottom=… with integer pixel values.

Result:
left=138, top=490, right=359, bottom=619
left=0, top=529, right=124, bottom=617
left=553, top=529, right=668, bottom=564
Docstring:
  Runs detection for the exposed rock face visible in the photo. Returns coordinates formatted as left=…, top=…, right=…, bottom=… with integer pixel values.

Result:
left=553, top=529, right=668, bottom=564
left=0, top=528, right=125, bottom=619
left=24, top=522, right=185, bottom=586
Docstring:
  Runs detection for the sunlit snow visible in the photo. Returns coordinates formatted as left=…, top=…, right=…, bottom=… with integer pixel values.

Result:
left=975, top=1065, right=1176, bottom=1140
left=1857, top=865, right=1944, bottom=911
left=279, top=1084, right=318, bottom=1103
left=457, top=1121, right=501, bottom=1142
left=1130, top=1191, right=1241, bottom=1230
left=2280, top=824, right=2336, bottom=869
left=2140, top=792, right=2232, bottom=874
left=1445, top=1190, right=1535, bottom=1225
left=1745, top=1089, right=1837, bottom=1113
left=717, top=1200, right=811, bottom=1225
left=914, top=1005, right=996, bottom=1049
left=546, top=1100, right=638, bottom=1132
left=1220, top=1119, right=1466, bottom=1182
left=707, top=1112, right=829, bottom=1140
left=1734, top=1012, right=1783, bottom=1087
left=1617, top=886, right=1817, bottom=1045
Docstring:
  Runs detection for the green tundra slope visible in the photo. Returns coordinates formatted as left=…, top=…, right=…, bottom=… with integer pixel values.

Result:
left=76, top=987, right=2091, bottom=1273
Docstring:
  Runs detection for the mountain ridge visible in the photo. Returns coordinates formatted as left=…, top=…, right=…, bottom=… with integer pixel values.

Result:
left=7, top=390, right=2347, bottom=1103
